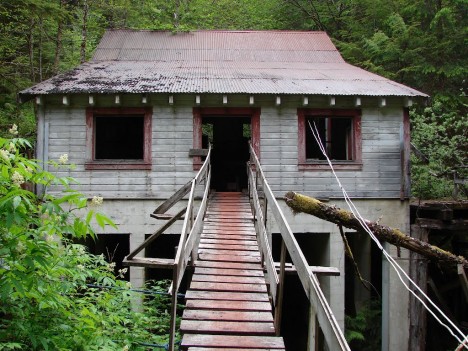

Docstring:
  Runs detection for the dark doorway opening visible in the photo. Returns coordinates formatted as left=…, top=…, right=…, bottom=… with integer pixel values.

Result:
left=78, top=233, right=130, bottom=281
left=202, top=116, right=251, bottom=192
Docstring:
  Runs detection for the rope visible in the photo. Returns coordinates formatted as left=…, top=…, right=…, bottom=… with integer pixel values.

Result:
left=308, top=120, right=468, bottom=348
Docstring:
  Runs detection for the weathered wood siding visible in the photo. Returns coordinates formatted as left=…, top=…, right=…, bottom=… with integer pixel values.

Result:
left=40, top=94, right=406, bottom=199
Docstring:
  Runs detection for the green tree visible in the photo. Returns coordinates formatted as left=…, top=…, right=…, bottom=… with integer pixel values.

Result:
left=0, top=128, right=178, bottom=350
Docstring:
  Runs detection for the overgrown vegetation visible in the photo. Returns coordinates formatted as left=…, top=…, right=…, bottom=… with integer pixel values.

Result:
left=0, top=132, right=179, bottom=350
left=345, top=299, right=382, bottom=351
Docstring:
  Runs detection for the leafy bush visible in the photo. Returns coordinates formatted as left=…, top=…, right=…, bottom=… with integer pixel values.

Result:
left=0, top=131, right=178, bottom=350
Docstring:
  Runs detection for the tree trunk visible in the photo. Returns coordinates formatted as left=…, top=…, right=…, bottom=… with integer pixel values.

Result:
left=53, top=0, right=66, bottom=74
left=284, top=192, right=468, bottom=268
left=80, top=0, right=88, bottom=63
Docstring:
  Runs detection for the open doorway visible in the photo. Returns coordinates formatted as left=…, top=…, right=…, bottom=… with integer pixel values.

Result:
left=202, top=116, right=251, bottom=191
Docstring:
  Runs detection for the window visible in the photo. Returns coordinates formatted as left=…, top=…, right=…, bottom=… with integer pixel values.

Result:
left=298, top=109, right=362, bottom=170
left=86, top=108, right=152, bottom=170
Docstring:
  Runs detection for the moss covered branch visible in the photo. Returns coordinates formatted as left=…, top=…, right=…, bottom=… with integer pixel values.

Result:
left=284, top=192, right=468, bottom=269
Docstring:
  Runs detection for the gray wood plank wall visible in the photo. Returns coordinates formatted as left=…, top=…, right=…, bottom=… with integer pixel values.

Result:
left=41, top=94, right=406, bottom=199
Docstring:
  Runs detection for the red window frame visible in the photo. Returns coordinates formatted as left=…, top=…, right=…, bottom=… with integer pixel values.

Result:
left=192, top=107, right=260, bottom=170
left=85, top=107, right=152, bottom=170
left=298, top=108, right=362, bottom=171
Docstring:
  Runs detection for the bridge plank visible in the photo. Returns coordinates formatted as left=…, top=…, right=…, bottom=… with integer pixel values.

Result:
left=200, top=238, right=257, bottom=245
left=194, top=267, right=263, bottom=277
left=182, top=309, right=273, bottom=322
left=192, top=274, right=265, bottom=285
left=189, top=282, right=267, bottom=293
left=198, top=253, right=261, bottom=263
left=181, top=320, right=275, bottom=335
left=185, top=290, right=269, bottom=302
left=181, top=334, right=285, bottom=349
left=199, top=243, right=259, bottom=251
left=186, top=299, right=273, bottom=311
left=195, top=260, right=262, bottom=270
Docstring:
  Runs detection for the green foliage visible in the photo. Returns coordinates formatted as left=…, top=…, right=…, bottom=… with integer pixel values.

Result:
left=410, top=99, right=467, bottom=199
left=345, top=299, right=382, bottom=351
left=0, top=131, right=178, bottom=350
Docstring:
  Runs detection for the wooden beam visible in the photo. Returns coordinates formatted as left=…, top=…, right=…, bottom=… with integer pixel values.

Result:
left=273, top=262, right=340, bottom=276
left=189, top=148, right=209, bottom=157
left=458, top=264, right=468, bottom=301
left=123, top=257, right=174, bottom=269
left=153, top=181, right=192, bottom=215
left=127, top=207, right=186, bottom=260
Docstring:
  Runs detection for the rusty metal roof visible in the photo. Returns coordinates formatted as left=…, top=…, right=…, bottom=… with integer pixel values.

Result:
left=20, top=30, right=427, bottom=97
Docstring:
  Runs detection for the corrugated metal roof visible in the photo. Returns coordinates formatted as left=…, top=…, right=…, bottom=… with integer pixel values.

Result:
left=20, top=30, right=427, bottom=97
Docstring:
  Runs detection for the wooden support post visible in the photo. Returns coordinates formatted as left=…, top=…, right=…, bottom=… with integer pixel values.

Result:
left=168, top=264, right=179, bottom=351
left=408, top=224, right=429, bottom=351
left=274, top=239, right=287, bottom=335
left=308, top=305, right=318, bottom=351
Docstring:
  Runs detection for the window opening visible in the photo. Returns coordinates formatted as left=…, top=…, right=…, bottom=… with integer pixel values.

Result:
left=95, top=115, right=144, bottom=160
left=306, top=116, right=353, bottom=161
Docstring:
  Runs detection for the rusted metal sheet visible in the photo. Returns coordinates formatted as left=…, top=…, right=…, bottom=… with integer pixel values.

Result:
left=20, top=30, right=427, bottom=98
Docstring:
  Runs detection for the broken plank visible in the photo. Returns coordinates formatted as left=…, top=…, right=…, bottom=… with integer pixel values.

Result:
left=180, top=320, right=275, bottom=335
left=122, top=257, right=173, bottom=269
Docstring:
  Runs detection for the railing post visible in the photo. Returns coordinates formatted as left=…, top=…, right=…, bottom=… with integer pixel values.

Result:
left=274, top=239, right=287, bottom=335
left=308, top=303, right=318, bottom=351
left=168, top=264, right=179, bottom=351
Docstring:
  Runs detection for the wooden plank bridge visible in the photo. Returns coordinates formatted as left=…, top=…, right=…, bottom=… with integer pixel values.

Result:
left=124, top=144, right=350, bottom=351
left=180, top=192, right=285, bottom=350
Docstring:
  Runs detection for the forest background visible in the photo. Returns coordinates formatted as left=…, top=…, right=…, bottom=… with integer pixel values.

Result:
left=0, top=0, right=466, bottom=197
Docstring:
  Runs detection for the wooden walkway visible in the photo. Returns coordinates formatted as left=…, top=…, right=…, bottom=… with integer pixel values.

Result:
left=180, top=192, right=285, bottom=350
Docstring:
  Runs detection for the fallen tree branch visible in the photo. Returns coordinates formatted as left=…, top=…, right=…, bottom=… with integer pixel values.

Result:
left=284, top=192, right=468, bottom=269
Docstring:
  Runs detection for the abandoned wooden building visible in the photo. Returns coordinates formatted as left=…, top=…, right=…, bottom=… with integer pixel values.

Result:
left=20, top=30, right=428, bottom=350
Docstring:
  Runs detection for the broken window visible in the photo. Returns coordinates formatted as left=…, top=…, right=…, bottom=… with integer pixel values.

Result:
left=306, top=116, right=353, bottom=161
left=298, top=109, right=362, bottom=170
left=86, top=107, right=152, bottom=170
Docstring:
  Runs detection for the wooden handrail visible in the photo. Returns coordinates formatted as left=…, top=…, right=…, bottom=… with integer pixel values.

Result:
left=168, top=145, right=212, bottom=351
left=248, top=143, right=350, bottom=351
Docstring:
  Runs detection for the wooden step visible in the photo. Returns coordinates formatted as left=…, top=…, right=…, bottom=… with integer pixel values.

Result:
left=181, top=320, right=276, bottom=335
left=181, top=334, right=285, bottom=350
left=184, top=290, right=270, bottom=302
left=183, top=309, right=274, bottom=322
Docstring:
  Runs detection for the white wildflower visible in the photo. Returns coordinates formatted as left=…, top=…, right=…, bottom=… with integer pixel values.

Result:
left=8, top=143, right=15, bottom=152
left=108, top=262, right=116, bottom=271
left=125, top=281, right=132, bottom=289
left=59, top=153, right=68, bottom=164
left=77, top=264, right=85, bottom=271
left=9, top=124, right=18, bottom=135
left=91, top=196, right=103, bottom=206
left=118, top=267, right=128, bottom=278
left=0, top=149, right=10, bottom=161
left=11, top=171, right=24, bottom=186
left=122, top=345, right=130, bottom=351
